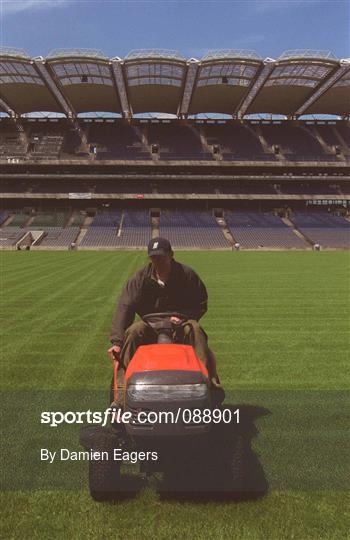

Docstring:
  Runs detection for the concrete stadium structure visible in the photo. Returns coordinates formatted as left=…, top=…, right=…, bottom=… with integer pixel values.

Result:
left=0, top=48, right=349, bottom=250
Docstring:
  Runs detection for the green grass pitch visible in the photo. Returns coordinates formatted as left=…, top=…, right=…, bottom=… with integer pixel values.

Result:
left=1, top=251, right=349, bottom=539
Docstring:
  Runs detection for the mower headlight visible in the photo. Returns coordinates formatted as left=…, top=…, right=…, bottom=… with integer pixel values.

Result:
left=127, top=383, right=208, bottom=402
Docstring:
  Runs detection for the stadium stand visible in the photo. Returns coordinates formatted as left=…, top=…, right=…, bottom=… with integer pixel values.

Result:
left=0, top=48, right=348, bottom=250
left=96, top=182, right=153, bottom=194
left=80, top=210, right=151, bottom=248
left=290, top=211, right=349, bottom=227
left=115, top=210, right=152, bottom=247
left=30, top=212, right=68, bottom=227
left=80, top=210, right=122, bottom=247
left=259, top=124, right=328, bottom=160
left=0, top=227, right=26, bottom=248
left=341, top=183, right=350, bottom=195
left=7, top=213, right=29, bottom=227
left=290, top=211, right=350, bottom=248
left=0, top=211, right=9, bottom=225
left=218, top=182, right=277, bottom=194
left=0, top=119, right=348, bottom=163
left=27, top=123, right=65, bottom=159
left=87, top=123, right=151, bottom=160
left=69, top=212, right=86, bottom=226
left=225, top=211, right=307, bottom=249
left=0, top=131, right=27, bottom=158
left=159, top=210, right=229, bottom=249
left=90, top=211, right=121, bottom=227
left=79, top=227, right=121, bottom=248
left=202, top=123, right=271, bottom=161
left=279, top=183, right=340, bottom=195
left=147, top=123, right=213, bottom=161
left=316, top=125, right=344, bottom=148
left=33, top=227, right=79, bottom=248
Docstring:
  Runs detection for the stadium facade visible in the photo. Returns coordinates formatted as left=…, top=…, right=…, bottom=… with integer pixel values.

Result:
left=0, top=48, right=349, bottom=250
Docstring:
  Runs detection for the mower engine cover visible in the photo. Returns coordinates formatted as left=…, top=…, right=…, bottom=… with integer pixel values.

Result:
left=124, top=344, right=211, bottom=437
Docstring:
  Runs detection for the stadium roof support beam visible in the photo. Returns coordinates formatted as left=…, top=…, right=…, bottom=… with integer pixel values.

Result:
left=177, top=59, right=199, bottom=118
left=33, top=58, right=76, bottom=118
left=235, top=58, right=275, bottom=118
left=294, top=60, right=350, bottom=117
left=33, top=58, right=89, bottom=145
left=0, top=95, right=18, bottom=118
left=110, top=58, right=131, bottom=118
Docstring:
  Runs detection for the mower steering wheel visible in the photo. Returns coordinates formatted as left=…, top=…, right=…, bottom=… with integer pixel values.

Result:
left=142, top=312, right=188, bottom=325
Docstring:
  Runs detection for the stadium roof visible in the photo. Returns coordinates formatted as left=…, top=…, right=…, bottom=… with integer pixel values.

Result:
left=0, top=48, right=349, bottom=118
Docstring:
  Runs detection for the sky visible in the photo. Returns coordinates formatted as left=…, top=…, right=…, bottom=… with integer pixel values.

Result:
left=0, top=0, right=349, bottom=60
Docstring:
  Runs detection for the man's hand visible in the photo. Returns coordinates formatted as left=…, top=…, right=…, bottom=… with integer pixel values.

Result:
left=108, top=344, right=121, bottom=361
left=170, top=316, right=182, bottom=325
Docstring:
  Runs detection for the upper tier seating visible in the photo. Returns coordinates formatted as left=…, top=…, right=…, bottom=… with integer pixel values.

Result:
left=0, top=120, right=348, bottom=162
left=335, top=125, right=350, bottom=148
left=316, top=125, right=343, bottom=148
left=148, top=124, right=213, bottom=160
left=29, top=134, right=64, bottom=159
left=260, top=125, right=327, bottom=159
left=0, top=132, right=27, bottom=158
left=87, top=124, right=151, bottom=160
left=203, top=123, right=270, bottom=160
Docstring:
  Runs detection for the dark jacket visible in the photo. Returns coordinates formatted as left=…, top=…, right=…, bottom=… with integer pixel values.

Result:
left=110, top=260, right=208, bottom=345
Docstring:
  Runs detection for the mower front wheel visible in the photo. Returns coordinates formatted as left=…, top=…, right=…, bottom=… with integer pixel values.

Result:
left=80, top=426, right=121, bottom=502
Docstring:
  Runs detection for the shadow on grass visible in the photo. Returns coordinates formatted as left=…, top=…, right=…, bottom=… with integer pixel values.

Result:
left=80, top=404, right=270, bottom=503
left=157, top=404, right=270, bottom=503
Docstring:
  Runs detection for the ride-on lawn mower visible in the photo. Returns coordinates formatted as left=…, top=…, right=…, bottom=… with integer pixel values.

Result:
left=80, top=312, right=245, bottom=502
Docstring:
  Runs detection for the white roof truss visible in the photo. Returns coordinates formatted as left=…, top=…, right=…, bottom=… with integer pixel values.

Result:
left=295, top=59, right=350, bottom=116
left=33, top=58, right=75, bottom=117
left=235, top=58, right=275, bottom=117
left=110, top=58, right=131, bottom=118
left=178, top=59, right=199, bottom=117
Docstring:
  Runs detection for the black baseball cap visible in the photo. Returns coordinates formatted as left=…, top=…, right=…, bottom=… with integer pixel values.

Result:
left=147, top=237, right=172, bottom=256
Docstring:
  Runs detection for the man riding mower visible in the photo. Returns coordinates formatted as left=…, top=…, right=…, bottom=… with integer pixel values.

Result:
left=108, top=237, right=223, bottom=394
left=80, top=239, right=244, bottom=501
